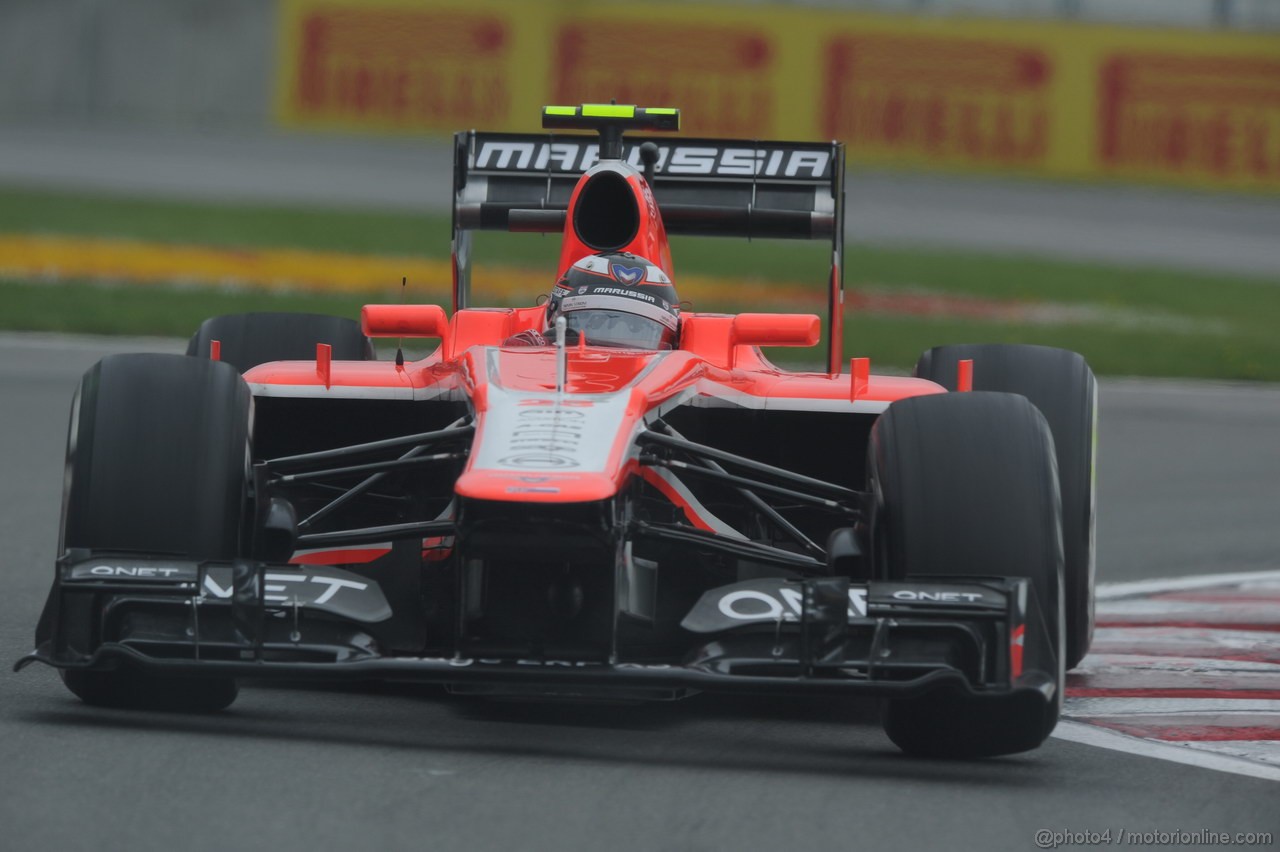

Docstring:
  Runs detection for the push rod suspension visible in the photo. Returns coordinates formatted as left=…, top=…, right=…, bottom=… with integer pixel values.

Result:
left=651, top=421, right=825, bottom=557
left=641, top=457, right=851, bottom=513
left=632, top=521, right=824, bottom=572
left=637, top=430, right=860, bottom=502
left=295, top=519, right=456, bottom=548
left=265, top=424, right=473, bottom=470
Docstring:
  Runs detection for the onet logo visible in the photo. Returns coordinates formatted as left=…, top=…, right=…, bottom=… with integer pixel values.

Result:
left=201, top=572, right=368, bottom=605
left=717, top=587, right=869, bottom=622
left=89, top=565, right=184, bottom=578
left=890, top=590, right=985, bottom=603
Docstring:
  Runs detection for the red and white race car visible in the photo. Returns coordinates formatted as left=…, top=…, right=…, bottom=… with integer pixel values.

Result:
left=20, top=105, right=1097, bottom=758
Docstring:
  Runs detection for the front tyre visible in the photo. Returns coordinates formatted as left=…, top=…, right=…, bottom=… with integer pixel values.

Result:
left=54, top=354, right=251, bottom=712
left=871, top=392, right=1065, bottom=758
left=915, top=343, right=1096, bottom=670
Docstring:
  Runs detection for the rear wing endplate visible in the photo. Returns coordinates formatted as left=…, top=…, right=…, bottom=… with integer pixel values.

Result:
left=450, top=131, right=848, bottom=373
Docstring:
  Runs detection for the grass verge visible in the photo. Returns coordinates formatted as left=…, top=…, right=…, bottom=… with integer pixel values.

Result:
left=3, top=186, right=1278, bottom=380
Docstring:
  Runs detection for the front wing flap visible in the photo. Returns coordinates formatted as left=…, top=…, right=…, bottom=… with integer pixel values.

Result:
left=19, top=554, right=1053, bottom=703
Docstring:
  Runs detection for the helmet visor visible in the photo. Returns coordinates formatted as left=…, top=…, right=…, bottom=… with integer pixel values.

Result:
left=563, top=310, right=676, bottom=350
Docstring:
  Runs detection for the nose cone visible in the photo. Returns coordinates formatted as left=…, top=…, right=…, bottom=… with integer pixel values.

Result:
left=455, top=347, right=662, bottom=503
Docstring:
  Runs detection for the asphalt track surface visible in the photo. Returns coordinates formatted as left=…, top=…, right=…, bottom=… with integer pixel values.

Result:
left=1, top=334, right=1277, bottom=851
left=3, top=123, right=1280, bottom=277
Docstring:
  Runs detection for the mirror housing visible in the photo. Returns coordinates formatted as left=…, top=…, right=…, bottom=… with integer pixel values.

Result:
left=732, top=313, right=820, bottom=348
left=361, top=305, right=449, bottom=345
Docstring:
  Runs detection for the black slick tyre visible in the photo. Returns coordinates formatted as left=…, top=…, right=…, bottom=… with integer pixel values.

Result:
left=915, top=343, right=1096, bottom=670
left=59, top=353, right=251, bottom=711
left=186, top=312, right=374, bottom=373
left=62, top=669, right=238, bottom=713
left=871, top=392, right=1065, bottom=758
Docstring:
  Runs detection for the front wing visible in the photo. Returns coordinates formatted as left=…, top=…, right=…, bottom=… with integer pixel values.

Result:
left=18, top=554, right=1058, bottom=705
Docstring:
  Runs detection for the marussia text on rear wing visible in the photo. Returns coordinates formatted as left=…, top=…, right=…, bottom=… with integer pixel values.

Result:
left=450, top=130, right=847, bottom=371
left=453, top=132, right=840, bottom=240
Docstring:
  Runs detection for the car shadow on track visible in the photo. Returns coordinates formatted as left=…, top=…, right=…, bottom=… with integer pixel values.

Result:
left=18, top=679, right=1055, bottom=787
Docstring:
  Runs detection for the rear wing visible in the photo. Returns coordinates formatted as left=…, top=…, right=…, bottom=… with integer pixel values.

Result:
left=450, top=131, right=848, bottom=374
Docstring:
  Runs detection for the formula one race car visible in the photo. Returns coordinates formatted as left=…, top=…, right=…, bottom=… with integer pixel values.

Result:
left=19, top=105, right=1097, bottom=758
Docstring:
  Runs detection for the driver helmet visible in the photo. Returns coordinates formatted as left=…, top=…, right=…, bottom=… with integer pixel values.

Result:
left=545, top=252, right=680, bottom=350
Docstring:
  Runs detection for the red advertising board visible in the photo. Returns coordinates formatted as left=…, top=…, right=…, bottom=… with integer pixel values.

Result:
left=1099, top=53, right=1280, bottom=183
left=823, top=34, right=1053, bottom=167
left=276, top=1, right=1280, bottom=192
left=552, top=22, right=775, bottom=138
left=293, top=8, right=511, bottom=127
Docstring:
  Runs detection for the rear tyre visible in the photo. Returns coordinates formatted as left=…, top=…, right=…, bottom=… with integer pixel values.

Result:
left=871, top=393, right=1064, bottom=758
left=186, top=312, right=374, bottom=373
left=59, top=354, right=250, bottom=711
left=915, top=344, right=1096, bottom=670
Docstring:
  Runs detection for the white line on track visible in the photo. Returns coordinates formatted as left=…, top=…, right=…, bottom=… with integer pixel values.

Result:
left=1063, top=698, right=1280, bottom=716
left=1075, top=654, right=1280, bottom=673
left=1053, top=721, right=1280, bottom=782
left=1095, top=569, right=1280, bottom=601
left=1055, top=569, right=1280, bottom=781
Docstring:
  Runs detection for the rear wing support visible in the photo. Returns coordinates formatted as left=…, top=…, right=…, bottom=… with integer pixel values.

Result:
left=451, top=131, right=847, bottom=374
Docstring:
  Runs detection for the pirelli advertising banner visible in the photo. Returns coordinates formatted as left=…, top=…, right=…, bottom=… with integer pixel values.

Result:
left=275, top=0, right=1280, bottom=193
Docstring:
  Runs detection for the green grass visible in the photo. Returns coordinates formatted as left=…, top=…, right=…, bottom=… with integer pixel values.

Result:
left=0, top=279, right=373, bottom=338
left=3, top=185, right=1279, bottom=380
left=1, top=187, right=443, bottom=257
